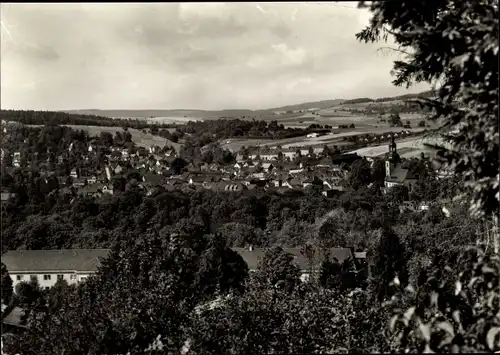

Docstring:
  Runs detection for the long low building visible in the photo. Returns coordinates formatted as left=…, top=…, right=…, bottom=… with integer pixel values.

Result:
left=2, top=249, right=111, bottom=290
left=231, top=247, right=365, bottom=282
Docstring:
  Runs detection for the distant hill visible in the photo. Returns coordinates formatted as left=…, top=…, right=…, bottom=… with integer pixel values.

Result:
left=62, top=91, right=433, bottom=120
left=267, top=99, right=346, bottom=112
left=63, top=101, right=345, bottom=120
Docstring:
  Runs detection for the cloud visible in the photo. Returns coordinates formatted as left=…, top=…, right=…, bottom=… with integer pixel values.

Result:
left=21, top=43, right=60, bottom=61
left=0, top=2, right=431, bottom=110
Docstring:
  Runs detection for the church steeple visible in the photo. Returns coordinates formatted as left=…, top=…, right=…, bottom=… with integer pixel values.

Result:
left=389, top=136, right=397, bottom=153
left=385, top=135, right=400, bottom=178
left=388, top=136, right=400, bottom=164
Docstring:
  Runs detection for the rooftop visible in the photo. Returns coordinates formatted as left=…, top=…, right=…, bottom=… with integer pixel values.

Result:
left=2, top=249, right=111, bottom=273
left=231, top=247, right=355, bottom=271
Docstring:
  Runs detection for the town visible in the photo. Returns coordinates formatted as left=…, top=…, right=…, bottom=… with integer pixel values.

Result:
left=1, top=1, right=498, bottom=354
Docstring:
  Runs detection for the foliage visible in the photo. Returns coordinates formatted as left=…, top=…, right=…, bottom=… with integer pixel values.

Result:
left=1, top=263, right=13, bottom=306
left=389, top=246, right=500, bottom=353
left=389, top=113, right=403, bottom=126
left=349, top=158, right=373, bottom=189
left=0, top=109, right=170, bottom=130
left=185, top=285, right=390, bottom=354
left=11, top=234, right=250, bottom=354
left=254, top=246, right=301, bottom=291
left=356, top=0, right=499, bottom=218
left=370, top=227, right=409, bottom=302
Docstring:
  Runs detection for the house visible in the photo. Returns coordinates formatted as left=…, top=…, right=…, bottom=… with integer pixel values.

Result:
left=86, top=176, right=97, bottom=185
left=188, top=174, right=207, bottom=185
left=77, top=183, right=110, bottom=197
left=235, top=153, right=245, bottom=163
left=114, top=164, right=123, bottom=175
left=215, top=181, right=247, bottom=192
left=142, top=172, right=165, bottom=187
left=247, top=178, right=268, bottom=188
left=2, top=305, right=27, bottom=331
left=70, top=168, right=78, bottom=179
left=283, top=177, right=303, bottom=189
left=13, top=152, right=21, bottom=163
left=322, top=186, right=348, bottom=198
left=72, top=177, right=87, bottom=188
left=282, top=150, right=297, bottom=160
left=272, top=173, right=290, bottom=187
left=231, top=247, right=358, bottom=282
left=1, top=192, right=17, bottom=206
left=302, top=176, right=323, bottom=188
left=2, top=249, right=111, bottom=291
left=261, top=162, right=274, bottom=173
left=260, top=153, right=279, bottom=161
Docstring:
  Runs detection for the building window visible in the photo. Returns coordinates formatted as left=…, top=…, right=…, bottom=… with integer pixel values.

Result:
left=43, top=275, right=51, bottom=280
left=80, top=276, right=87, bottom=280
left=30, top=275, right=37, bottom=281
left=16, top=275, right=23, bottom=281
left=57, top=275, right=64, bottom=281
left=70, top=275, right=77, bottom=280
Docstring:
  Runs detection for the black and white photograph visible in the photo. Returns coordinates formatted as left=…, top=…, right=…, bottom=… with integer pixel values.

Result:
left=0, top=1, right=499, bottom=354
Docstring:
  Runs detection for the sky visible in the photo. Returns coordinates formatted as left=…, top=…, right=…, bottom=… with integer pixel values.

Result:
left=0, top=2, right=430, bottom=111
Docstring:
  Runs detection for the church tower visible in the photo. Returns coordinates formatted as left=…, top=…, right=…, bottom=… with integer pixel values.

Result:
left=385, top=136, right=400, bottom=177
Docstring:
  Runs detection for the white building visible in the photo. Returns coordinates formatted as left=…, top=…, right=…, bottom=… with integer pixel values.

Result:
left=2, top=249, right=111, bottom=291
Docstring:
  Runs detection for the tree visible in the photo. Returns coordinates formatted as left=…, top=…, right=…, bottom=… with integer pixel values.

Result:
left=171, top=157, right=188, bottom=175
left=255, top=246, right=300, bottom=291
left=385, top=184, right=409, bottom=204
left=12, top=235, right=253, bottom=354
left=388, top=246, right=500, bottom=353
left=1, top=263, right=13, bottom=305
left=389, top=113, right=402, bottom=127
left=14, top=279, right=44, bottom=309
left=349, top=159, right=373, bottom=189
left=370, top=227, right=408, bottom=302
left=195, top=235, right=249, bottom=296
left=319, top=258, right=342, bottom=290
left=371, top=158, right=386, bottom=186
left=356, top=0, right=499, bottom=218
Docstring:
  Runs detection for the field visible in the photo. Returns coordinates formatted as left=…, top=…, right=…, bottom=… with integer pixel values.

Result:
left=28, top=125, right=182, bottom=152
left=219, top=125, right=428, bottom=153
left=113, top=116, right=204, bottom=125
left=349, top=135, right=447, bottom=158
left=280, top=112, right=431, bottom=129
